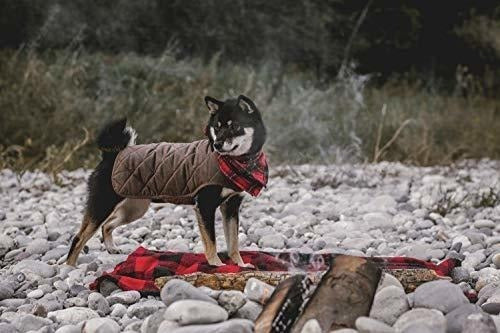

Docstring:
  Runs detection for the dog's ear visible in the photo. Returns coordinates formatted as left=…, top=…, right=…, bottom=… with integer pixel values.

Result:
left=205, top=96, right=222, bottom=114
left=238, top=95, right=257, bottom=114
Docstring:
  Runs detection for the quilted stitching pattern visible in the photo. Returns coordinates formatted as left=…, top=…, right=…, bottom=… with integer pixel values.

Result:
left=111, top=140, right=235, bottom=204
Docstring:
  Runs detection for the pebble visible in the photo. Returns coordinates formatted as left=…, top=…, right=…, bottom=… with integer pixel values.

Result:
left=234, top=300, right=263, bottom=321
left=300, top=319, right=322, bottom=333
left=140, top=309, right=167, bottom=333
left=12, top=260, right=56, bottom=278
left=106, top=290, right=141, bottom=306
left=481, top=290, right=500, bottom=315
left=393, top=308, right=446, bottom=333
left=1, top=164, right=500, bottom=333
left=82, top=318, right=120, bottom=333
left=9, top=313, right=53, bottom=332
left=370, top=286, right=409, bottom=325
left=413, top=280, right=469, bottom=314
left=164, top=300, right=228, bottom=325
left=160, top=279, right=217, bottom=306
left=27, top=289, right=44, bottom=299
left=127, top=300, right=165, bottom=319
left=462, top=312, right=497, bottom=333
left=169, top=319, right=253, bottom=333
left=244, top=278, right=275, bottom=305
left=217, top=290, right=246, bottom=315
left=110, top=303, right=127, bottom=317
left=48, top=307, right=99, bottom=325
left=87, top=292, right=111, bottom=316
left=445, top=304, right=484, bottom=333
left=493, top=253, right=500, bottom=269
left=355, top=316, right=394, bottom=333
left=258, top=234, right=286, bottom=249
left=450, top=267, right=470, bottom=283
left=377, top=273, right=404, bottom=291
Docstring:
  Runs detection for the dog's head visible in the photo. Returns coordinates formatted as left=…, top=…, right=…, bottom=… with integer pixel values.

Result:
left=204, top=95, right=266, bottom=156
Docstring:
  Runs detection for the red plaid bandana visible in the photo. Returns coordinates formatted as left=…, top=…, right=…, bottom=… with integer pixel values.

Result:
left=217, top=151, right=268, bottom=196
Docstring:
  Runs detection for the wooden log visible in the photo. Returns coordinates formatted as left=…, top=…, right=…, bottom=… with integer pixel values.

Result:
left=254, top=275, right=315, bottom=333
left=154, top=267, right=444, bottom=293
left=291, top=255, right=381, bottom=332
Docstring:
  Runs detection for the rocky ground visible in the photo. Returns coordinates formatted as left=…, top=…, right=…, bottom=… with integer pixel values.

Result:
left=0, top=160, right=500, bottom=333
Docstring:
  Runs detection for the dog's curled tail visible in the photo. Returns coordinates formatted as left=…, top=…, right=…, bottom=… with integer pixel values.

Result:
left=97, top=118, right=137, bottom=155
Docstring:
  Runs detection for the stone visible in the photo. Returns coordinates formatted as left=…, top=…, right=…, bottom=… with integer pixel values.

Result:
left=0, top=284, right=14, bottom=301
left=258, top=234, right=286, bottom=249
left=234, top=300, right=262, bottom=321
left=0, top=323, right=19, bottom=333
left=140, top=309, right=167, bottom=333
left=25, top=238, right=50, bottom=255
left=474, top=219, right=496, bottom=229
left=48, top=307, right=99, bottom=325
left=362, top=212, right=394, bottom=230
left=463, top=250, right=486, bottom=271
left=355, top=316, right=394, bottom=333
left=27, top=289, right=44, bottom=299
left=482, top=290, right=500, bottom=315
left=450, top=267, right=470, bottom=283
left=12, top=260, right=56, bottom=278
left=98, top=280, right=121, bottom=297
left=393, top=308, right=446, bottom=333
left=160, top=279, right=217, bottom=306
left=218, top=290, right=246, bottom=315
left=127, top=300, right=165, bottom=319
left=82, top=318, right=120, bottom=333
left=168, top=319, right=253, bottom=333
left=244, top=278, right=275, bottom=305
left=110, top=303, right=127, bottom=318
left=9, top=313, right=52, bottom=332
left=413, top=280, right=469, bottom=314
left=493, top=253, right=500, bottom=269
left=88, top=292, right=111, bottom=316
left=301, top=319, right=322, bottom=333
left=445, top=304, right=484, bottom=333
left=377, top=273, right=404, bottom=291
left=123, top=320, right=143, bottom=332
left=370, top=286, right=409, bottom=325
left=0, top=235, right=14, bottom=256
left=164, top=300, right=228, bottom=325
left=156, top=320, right=179, bottom=332
left=107, top=290, right=141, bottom=305
left=462, top=312, right=497, bottom=333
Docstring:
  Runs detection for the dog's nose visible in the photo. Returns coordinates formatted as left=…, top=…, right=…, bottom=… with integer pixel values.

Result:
left=214, top=141, right=223, bottom=150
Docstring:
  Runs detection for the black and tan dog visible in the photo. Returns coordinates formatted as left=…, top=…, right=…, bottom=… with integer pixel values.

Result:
left=65, top=95, right=267, bottom=268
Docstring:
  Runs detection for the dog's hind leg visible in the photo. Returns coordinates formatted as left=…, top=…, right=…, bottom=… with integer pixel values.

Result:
left=101, top=198, right=150, bottom=254
left=66, top=214, right=100, bottom=266
left=220, top=194, right=253, bottom=268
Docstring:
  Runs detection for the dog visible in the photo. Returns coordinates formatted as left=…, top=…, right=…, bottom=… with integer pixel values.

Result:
left=65, top=95, right=267, bottom=268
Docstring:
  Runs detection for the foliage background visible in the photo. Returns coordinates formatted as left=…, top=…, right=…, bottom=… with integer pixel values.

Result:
left=1, top=0, right=499, bottom=171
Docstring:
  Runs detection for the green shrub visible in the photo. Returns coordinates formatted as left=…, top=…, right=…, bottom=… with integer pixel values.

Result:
left=1, top=50, right=499, bottom=172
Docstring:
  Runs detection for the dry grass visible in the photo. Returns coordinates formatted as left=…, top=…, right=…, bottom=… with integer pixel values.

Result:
left=1, top=50, right=500, bottom=172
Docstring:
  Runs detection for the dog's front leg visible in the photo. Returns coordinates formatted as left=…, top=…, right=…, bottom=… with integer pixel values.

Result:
left=220, top=194, right=254, bottom=268
left=194, top=202, right=224, bottom=266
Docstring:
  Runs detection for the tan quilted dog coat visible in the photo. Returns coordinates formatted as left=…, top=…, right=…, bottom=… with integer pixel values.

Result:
left=111, top=140, right=238, bottom=205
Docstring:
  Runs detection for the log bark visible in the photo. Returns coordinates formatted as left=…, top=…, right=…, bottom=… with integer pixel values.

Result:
left=154, top=267, right=443, bottom=293
left=254, top=275, right=314, bottom=333
left=291, top=255, right=381, bottom=332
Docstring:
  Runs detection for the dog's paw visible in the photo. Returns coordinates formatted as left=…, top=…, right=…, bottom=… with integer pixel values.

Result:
left=207, top=257, right=225, bottom=266
left=239, top=262, right=255, bottom=269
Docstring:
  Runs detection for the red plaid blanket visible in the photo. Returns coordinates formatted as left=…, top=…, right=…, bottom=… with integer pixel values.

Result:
left=90, top=247, right=459, bottom=295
